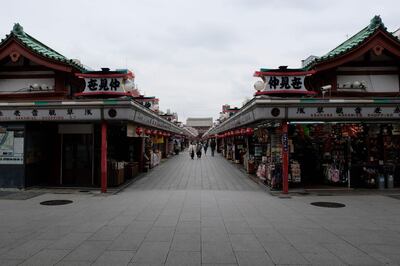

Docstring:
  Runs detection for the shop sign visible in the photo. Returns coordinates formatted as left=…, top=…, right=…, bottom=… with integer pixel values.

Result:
left=83, top=78, right=124, bottom=93
left=240, top=111, right=255, bottom=125
left=288, top=106, right=400, bottom=120
left=0, top=108, right=101, bottom=121
left=253, top=107, right=285, bottom=120
left=104, top=108, right=136, bottom=120
left=282, top=133, right=288, bottom=152
left=134, top=110, right=172, bottom=132
left=259, top=76, right=312, bottom=94
left=0, top=129, right=24, bottom=165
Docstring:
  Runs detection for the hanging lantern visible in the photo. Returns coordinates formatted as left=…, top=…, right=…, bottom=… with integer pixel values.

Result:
left=246, top=128, right=254, bottom=136
left=240, top=128, right=246, bottom=135
left=152, top=130, right=158, bottom=135
left=145, top=129, right=152, bottom=135
left=136, top=127, right=143, bottom=136
left=235, top=129, right=241, bottom=136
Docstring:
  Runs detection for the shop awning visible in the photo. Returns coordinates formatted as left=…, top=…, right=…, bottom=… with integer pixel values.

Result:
left=0, top=99, right=185, bottom=135
left=210, top=96, right=400, bottom=134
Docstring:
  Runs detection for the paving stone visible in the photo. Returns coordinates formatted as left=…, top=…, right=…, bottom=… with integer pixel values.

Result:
left=176, top=221, right=201, bottom=234
left=56, top=261, right=92, bottom=266
left=202, top=241, right=237, bottom=264
left=2, top=154, right=400, bottom=265
left=201, top=227, right=229, bottom=242
left=153, top=215, right=179, bottom=227
left=323, top=243, right=384, bottom=265
left=235, top=251, right=274, bottom=266
left=144, top=227, right=175, bottom=242
left=89, top=226, right=126, bottom=241
left=0, top=259, right=24, bottom=266
left=170, top=233, right=201, bottom=251
left=108, top=232, right=146, bottom=251
left=165, top=251, right=201, bottom=265
left=18, top=249, right=69, bottom=266
left=225, top=221, right=252, bottom=234
left=0, top=240, right=53, bottom=260
left=48, top=232, right=92, bottom=250
left=229, top=234, right=264, bottom=251
left=92, top=250, right=135, bottom=266
left=132, top=242, right=170, bottom=264
left=262, top=242, right=310, bottom=265
left=62, top=240, right=111, bottom=262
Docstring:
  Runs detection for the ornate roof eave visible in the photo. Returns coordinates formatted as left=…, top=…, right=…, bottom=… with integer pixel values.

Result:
left=304, top=16, right=400, bottom=72
left=0, top=23, right=87, bottom=72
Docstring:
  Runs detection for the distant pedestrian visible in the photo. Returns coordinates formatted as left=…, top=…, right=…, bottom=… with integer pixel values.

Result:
left=204, top=141, right=209, bottom=155
left=210, top=139, right=216, bottom=156
left=174, top=139, right=180, bottom=155
left=188, top=142, right=196, bottom=159
left=196, top=142, right=203, bottom=159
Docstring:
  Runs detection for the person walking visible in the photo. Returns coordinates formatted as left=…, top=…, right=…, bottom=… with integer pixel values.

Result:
left=204, top=141, right=209, bottom=155
left=188, top=142, right=195, bottom=160
left=210, top=139, right=216, bottom=156
left=196, top=142, right=203, bottom=159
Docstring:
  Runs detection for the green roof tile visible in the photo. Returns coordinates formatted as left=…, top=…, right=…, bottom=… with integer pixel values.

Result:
left=304, top=16, right=400, bottom=69
left=0, top=23, right=87, bottom=72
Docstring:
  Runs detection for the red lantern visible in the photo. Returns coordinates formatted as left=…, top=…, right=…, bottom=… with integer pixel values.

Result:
left=235, top=129, right=241, bottom=136
left=136, top=127, right=143, bottom=136
left=152, top=130, right=158, bottom=135
left=240, top=128, right=246, bottom=135
left=246, top=128, right=254, bottom=136
left=145, top=129, right=152, bottom=135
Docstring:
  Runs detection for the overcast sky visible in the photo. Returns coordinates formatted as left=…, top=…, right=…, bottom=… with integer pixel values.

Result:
left=1, top=0, right=399, bottom=122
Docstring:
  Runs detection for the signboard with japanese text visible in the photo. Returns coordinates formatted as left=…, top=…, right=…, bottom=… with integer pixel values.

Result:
left=0, top=108, right=101, bottom=121
left=256, top=76, right=316, bottom=95
left=288, top=106, right=400, bottom=120
left=133, top=110, right=173, bottom=131
left=83, top=77, right=124, bottom=94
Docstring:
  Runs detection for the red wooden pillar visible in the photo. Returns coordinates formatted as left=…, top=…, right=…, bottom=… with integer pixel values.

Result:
left=138, top=137, right=144, bottom=172
left=101, top=121, right=108, bottom=193
left=282, top=121, right=289, bottom=194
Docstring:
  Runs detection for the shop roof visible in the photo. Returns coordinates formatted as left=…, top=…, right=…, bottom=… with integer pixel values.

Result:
left=304, top=16, right=400, bottom=69
left=0, top=23, right=87, bottom=72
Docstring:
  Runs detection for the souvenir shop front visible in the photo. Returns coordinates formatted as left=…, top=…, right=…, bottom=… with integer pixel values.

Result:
left=0, top=99, right=183, bottom=190
left=211, top=97, right=400, bottom=191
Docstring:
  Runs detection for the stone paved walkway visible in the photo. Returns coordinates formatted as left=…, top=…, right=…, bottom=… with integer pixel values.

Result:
left=0, top=153, right=400, bottom=265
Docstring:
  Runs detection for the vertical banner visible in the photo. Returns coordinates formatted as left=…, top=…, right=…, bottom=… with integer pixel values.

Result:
left=281, top=122, right=289, bottom=194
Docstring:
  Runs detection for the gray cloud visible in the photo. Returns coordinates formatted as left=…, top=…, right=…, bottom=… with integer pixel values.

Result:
left=0, top=0, right=399, bottom=121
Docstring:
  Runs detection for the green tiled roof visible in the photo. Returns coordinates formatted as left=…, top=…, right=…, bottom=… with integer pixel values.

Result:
left=0, top=23, right=86, bottom=71
left=305, top=16, right=399, bottom=69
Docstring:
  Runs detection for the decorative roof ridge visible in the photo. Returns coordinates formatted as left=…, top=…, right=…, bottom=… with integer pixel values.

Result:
left=304, top=15, right=393, bottom=69
left=1, top=23, right=87, bottom=71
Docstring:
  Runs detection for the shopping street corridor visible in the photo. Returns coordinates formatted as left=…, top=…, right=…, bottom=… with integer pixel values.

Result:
left=1, top=152, right=400, bottom=265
